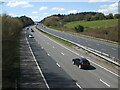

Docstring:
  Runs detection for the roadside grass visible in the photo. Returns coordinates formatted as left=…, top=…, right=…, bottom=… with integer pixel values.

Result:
left=36, top=26, right=74, bottom=46
left=64, top=19, right=118, bottom=29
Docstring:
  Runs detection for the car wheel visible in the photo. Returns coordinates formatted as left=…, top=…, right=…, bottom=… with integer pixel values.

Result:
left=78, top=65, right=81, bottom=69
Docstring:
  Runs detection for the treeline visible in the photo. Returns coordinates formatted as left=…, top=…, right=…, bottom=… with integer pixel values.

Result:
left=2, top=14, right=34, bottom=89
left=19, top=16, right=34, bottom=28
left=41, top=12, right=120, bottom=27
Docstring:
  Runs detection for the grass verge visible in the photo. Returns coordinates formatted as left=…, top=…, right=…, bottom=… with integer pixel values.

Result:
left=36, top=26, right=74, bottom=46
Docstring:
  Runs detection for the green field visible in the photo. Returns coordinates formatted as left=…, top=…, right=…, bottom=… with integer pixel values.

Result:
left=64, top=19, right=118, bottom=29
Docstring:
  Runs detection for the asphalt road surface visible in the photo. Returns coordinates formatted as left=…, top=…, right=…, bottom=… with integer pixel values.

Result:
left=26, top=29, right=80, bottom=90
left=37, top=24, right=119, bottom=60
left=26, top=26, right=119, bottom=90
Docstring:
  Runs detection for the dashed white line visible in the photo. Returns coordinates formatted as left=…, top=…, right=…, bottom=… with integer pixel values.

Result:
left=76, top=83, right=83, bottom=90
left=100, top=79, right=110, bottom=87
left=61, top=52, right=65, bottom=55
left=56, top=63, right=61, bottom=67
left=26, top=36, right=50, bottom=90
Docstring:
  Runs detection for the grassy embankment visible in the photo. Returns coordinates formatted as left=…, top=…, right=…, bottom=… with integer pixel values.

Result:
left=36, top=26, right=74, bottom=46
left=43, top=19, right=118, bottom=44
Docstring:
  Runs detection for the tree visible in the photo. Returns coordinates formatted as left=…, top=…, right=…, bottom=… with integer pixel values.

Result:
left=114, top=14, right=120, bottom=19
left=19, top=16, right=34, bottom=28
left=93, top=13, right=106, bottom=20
left=106, top=13, right=114, bottom=19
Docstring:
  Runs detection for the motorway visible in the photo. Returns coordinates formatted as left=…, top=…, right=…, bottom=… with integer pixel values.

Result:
left=26, top=26, right=119, bottom=89
left=37, top=24, right=119, bottom=59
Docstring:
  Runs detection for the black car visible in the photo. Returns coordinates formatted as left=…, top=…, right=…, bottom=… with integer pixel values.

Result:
left=72, top=57, right=90, bottom=69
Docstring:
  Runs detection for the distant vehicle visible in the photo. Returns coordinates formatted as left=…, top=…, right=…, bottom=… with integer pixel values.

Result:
left=72, top=57, right=90, bottom=69
left=31, top=28, right=34, bottom=32
left=28, top=34, right=34, bottom=38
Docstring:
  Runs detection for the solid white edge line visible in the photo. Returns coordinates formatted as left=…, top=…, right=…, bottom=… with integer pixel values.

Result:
left=35, top=26, right=120, bottom=77
left=100, top=79, right=110, bottom=87
left=56, top=63, right=61, bottom=67
left=76, top=83, right=83, bottom=90
left=26, top=35, right=50, bottom=90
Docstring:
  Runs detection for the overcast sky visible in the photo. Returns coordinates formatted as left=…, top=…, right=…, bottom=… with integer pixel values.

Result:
left=1, top=0, right=119, bottom=21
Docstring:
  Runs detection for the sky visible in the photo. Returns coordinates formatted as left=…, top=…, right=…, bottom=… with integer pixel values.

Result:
left=0, top=0, right=119, bottom=21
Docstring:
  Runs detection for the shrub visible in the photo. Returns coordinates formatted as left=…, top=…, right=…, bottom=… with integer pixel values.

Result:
left=74, top=25, right=84, bottom=32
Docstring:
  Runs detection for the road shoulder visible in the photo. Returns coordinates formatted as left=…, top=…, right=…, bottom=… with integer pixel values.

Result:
left=19, top=30, right=47, bottom=89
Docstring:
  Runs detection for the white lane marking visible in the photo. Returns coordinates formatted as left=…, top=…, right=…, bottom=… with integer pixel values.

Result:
left=36, top=27, right=120, bottom=77
left=26, top=36, right=50, bottom=90
left=53, top=46, right=55, bottom=48
left=100, top=79, right=110, bottom=87
left=61, top=52, right=65, bottom=55
left=76, top=83, right=83, bottom=90
left=56, top=63, right=61, bottom=67
left=47, top=54, right=50, bottom=56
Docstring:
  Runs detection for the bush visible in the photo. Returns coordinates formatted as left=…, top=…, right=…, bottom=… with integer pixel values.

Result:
left=74, top=25, right=84, bottom=32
